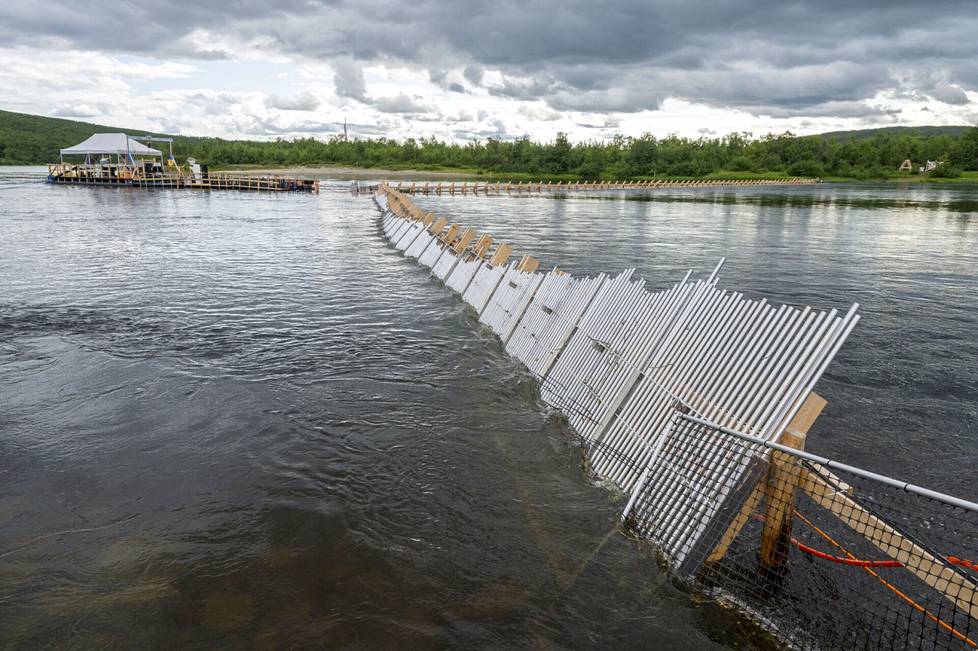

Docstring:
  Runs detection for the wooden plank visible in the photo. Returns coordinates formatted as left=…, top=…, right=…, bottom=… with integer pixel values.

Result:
left=471, top=234, right=493, bottom=259
left=803, top=471, right=978, bottom=620
left=439, top=223, right=459, bottom=243
left=429, top=216, right=448, bottom=235
left=452, top=229, right=476, bottom=253
left=516, top=255, right=540, bottom=273
left=489, top=243, right=512, bottom=267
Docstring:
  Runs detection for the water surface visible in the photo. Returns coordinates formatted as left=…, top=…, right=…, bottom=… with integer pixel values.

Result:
left=1, top=169, right=976, bottom=648
left=1, top=168, right=723, bottom=649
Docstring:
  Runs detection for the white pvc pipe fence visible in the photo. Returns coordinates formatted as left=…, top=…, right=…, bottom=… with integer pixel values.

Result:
left=372, top=191, right=859, bottom=561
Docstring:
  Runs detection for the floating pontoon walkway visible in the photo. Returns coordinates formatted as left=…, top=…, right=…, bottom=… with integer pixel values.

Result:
left=385, top=176, right=819, bottom=195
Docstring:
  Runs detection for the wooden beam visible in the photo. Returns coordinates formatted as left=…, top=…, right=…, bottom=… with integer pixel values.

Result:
left=803, top=469, right=978, bottom=620
left=471, top=234, right=493, bottom=259
left=517, top=255, right=540, bottom=273
left=429, top=216, right=448, bottom=235
left=440, top=223, right=459, bottom=243
left=489, top=243, right=512, bottom=267
left=452, top=229, right=476, bottom=253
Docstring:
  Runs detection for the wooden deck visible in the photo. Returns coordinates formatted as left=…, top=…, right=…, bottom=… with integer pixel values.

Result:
left=47, top=164, right=319, bottom=193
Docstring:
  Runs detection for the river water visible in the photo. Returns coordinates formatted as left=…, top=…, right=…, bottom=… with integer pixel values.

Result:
left=1, top=167, right=976, bottom=648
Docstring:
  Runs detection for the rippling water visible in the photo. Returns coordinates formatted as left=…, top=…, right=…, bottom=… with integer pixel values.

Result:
left=1, top=167, right=976, bottom=649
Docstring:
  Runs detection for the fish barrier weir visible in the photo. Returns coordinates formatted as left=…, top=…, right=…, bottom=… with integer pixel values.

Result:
left=365, top=176, right=820, bottom=196
left=372, top=183, right=978, bottom=650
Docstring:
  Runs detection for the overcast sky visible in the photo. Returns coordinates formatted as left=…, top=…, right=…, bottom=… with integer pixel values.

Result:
left=1, top=1, right=976, bottom=142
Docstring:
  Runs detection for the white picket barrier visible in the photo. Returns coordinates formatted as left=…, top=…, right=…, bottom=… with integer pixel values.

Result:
left=462, top=262, right=510, bottom=314
left=382, top=213, right=401, bottom=236
left=418, top=237, right=447, bottom=268
left=505, top=270, right=607, bottom=379
left=388, top=217, right=413, bottom=242
left=538, top=270, right=696, bottom=440
left=405, top=229, right=435, bottom=259
left=394, top=221, right=426, bottom=250
left=432, top=248, right=463, bottom=281
left=368, top=189, right=978, bottom=651
left=445, top=256, right=483, bottom=295
left=478, top=265, right=545, bottom=341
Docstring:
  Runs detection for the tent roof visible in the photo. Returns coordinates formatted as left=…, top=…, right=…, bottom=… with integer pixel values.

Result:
left=60, top=133, right=162, bottom=157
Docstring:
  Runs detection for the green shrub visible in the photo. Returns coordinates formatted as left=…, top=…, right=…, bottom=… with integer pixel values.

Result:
left=787, top=159, right=824, bottom=177
left=929, top=163, right=962, bottom=178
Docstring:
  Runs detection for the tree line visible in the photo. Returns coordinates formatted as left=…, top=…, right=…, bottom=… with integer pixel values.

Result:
left=115, top=127, right=978, bottom=180
left=2, top=109, right=977, bottom=179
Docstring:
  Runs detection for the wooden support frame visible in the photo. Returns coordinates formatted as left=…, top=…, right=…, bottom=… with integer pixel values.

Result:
left=488, top=243, right=512, bottom=267
left=516, top=255, right=540, bottom=273
left=760, top=429, right=806, bottom=571
left=705, top=392, right=827, bottom=564
left=802, top=466, right=978, bottom=620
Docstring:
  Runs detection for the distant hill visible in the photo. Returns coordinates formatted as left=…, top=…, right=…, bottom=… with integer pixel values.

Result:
left=0, top=109, right=195, bottom=164
left=815, top=125, right=972, bottom=142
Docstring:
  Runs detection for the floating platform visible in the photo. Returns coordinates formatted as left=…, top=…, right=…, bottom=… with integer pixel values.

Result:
left=47, top=165, right=318, bottom=193
left=49, top=133, right=318, bottom=193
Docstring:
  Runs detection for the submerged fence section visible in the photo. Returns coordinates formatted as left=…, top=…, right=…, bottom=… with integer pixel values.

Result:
left=372, top=186, right=978, bottom=650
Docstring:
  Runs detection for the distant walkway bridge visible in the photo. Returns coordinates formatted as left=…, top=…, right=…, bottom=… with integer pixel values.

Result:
left=382, top=176, right=820, bottom=196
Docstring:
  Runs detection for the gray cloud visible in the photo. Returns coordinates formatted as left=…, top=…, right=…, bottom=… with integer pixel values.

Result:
left=1, top=0, right=976, bottom=124
left=463, top=65, right=483, bottom=86
left=333, top=58, right=366, bottom=101
left=265, top=91, right=320, bottom=111
left=370, top=93, right=429, bottom=114
left=52, top=104, right=105, bottom=118
left=932, top=85, right=969, bottom=105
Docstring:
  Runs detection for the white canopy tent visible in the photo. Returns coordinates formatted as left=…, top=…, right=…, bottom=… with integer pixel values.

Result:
left=60, top=133, right=162, bottom=158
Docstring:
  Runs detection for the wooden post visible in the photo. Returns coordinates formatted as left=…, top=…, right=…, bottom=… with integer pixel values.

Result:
left=705, top=392, right=827, bottom=565
left=440, top=223, right=459, bottom=243
left=760, top=429, right=806, bottom=572
left=471, top=234, right=493, bottom=259
left=452, top=228, right=475, bottom=253
left=429, top=216, right=448, bottom=235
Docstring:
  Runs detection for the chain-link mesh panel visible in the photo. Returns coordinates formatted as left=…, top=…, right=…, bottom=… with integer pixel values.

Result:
left=625, top=414, right=978, bottom=651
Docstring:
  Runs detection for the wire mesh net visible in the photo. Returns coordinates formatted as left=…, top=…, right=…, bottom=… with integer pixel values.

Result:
left=624, top=413, right=978, bottom=650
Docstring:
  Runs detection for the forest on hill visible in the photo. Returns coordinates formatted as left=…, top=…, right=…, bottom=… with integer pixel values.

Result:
left=2, top=108, right=977, bottom=180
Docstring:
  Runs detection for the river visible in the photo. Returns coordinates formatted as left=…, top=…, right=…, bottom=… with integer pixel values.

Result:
left=1, top=167, right=975, bottom=648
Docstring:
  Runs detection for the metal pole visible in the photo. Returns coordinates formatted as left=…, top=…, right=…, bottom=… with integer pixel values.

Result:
left=679, top=413, right=978, bottom=513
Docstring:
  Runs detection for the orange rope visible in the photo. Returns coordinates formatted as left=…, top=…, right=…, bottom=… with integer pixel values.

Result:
left=751, top=511, right=977, bottom=571
left=792, top=539, right=903, bottom=567
left=793, top=509, right=976, bottom=648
